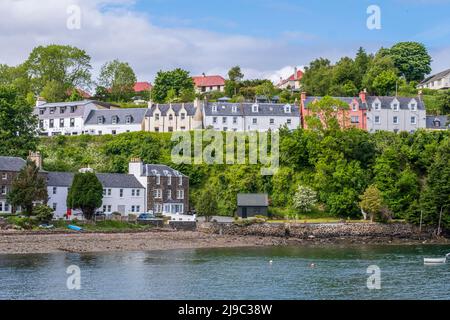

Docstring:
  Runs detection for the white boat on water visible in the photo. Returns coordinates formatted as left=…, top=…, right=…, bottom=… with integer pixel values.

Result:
left=424, top=254, right=450, bottom=265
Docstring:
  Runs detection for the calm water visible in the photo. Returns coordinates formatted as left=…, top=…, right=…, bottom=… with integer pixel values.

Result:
left=0, top=245, right=450, bottom=300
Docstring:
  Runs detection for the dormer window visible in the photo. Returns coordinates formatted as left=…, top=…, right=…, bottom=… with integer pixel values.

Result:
left=97, top=116, right=104, bottom=125
left=284, top=104, right=291, bottom=113
left=169, top=114, right=173, bottom=121
left=50, top=107, right=56, bottom=114
left=155, top=113, right=160, bottom=121
left=352, top=104, right=357, bottom=112
left=212, top=104, right=218, bottom=112
left=433, top=119, right=441, bottom=128
left=112, top=116, right=118, bottom=125
left=410, top=101, right=417, bottom=111
left=392, top=102, right=399, bottom=111
left=60, top=107, right=66, bottom=114
left=125, top=115, right=132, bottom=124
left=232, top=105, right=237, bottom=113
left=39, top=108, right=45, bottom=115
left=374, top=102, right=381, bottom=111
left=252, top=104, right=259, bottom=113
left=181, top=113, right=186, bottom=120
left=70, top=106, right=77, bottom=113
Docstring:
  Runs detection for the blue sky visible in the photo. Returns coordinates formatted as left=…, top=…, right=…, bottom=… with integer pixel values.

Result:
left=1, top=0, right=450, bottom=82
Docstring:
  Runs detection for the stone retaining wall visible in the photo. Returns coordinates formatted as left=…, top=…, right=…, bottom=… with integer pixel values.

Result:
left=199, top=222, right=436, bottom=240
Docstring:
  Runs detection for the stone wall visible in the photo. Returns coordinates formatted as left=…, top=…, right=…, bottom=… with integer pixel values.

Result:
left=199, top=222, right=436, bottom=240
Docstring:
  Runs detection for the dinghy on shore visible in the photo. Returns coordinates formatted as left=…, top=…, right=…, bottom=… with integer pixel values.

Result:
left=424, top=253, right=450, bottom=265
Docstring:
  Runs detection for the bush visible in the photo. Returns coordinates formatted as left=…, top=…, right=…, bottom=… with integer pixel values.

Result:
left=33, top=205, right=54, bottom=223
left=7, top=216, right=36, bottom=230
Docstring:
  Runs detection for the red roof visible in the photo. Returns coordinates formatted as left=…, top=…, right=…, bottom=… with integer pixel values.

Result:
left=66, top=88, right=91, bottom=99
left=192, top=75, right=226, bottom=87
left=134, top=82, right=152, bottom=92
left=278, top=69, right=304, bottom=86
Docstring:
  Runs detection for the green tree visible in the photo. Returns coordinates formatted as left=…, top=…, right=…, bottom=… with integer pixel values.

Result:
left=305, top=96, right=349, bottom=130
left=300, top=58, right=333, bottom=96
left=360, top=185, right=386, bottom=222
left=293, top=185, right=317, bottom=213
left=152, top=69, right=195, bottom=103
left=0, top=85, right=38, bottom=157
left=40, top=80, right=67, bottom=102
left=372, top=70, right=399, bottom=96
left=195, top=188, right=218, bottom=222
left=33, top=204, right=55, bottom=223
left=25, top=44, right=92, bottom=93
left=228, top=66, right=244, bottom=82
left=98, top=60, right=137, bottom=102
left=7, top=160, right=48, bottom=215
left=67, top=172, right=103, bottom=220
left=362, top=52, right=398, bottom=94
left=354, top=47, right=372, bottom=89
left=255, top=81, right=277, bottom=99
left=389, top=42, right=432, bottom=82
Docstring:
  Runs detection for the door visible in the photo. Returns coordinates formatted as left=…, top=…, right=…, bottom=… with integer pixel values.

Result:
left=242, top=207, right=248, bottom=219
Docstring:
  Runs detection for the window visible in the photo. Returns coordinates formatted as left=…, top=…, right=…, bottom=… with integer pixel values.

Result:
left=181, top=113, right=186, bottom=120
left=393, top=103, right=399, bottom=111
left=60, top=107, right=66, bottom=114
left=126, top=116, right=132, bottom=124
left=287, top=119, right=292, bottom=125
left=4, top=202, right=9, bottom=212
left=284, top=105, right=291, bottom=113
left=167, top=175, right=172, bottom=186
left=252, top=104, right=259, bottom=113
left=2, top=173, right=7, bottom=180
left=49, top=119, right=54, bottom=128
left=136, top=206, right=140, bottom=213
left=374, top=103, right=381, bottom=111
left=132, top=189, right=135, bottom=197
left=393, top=116, right=399, bottom=124
left=155, top=114, right=160, bottom=121
left=213, top=117, right=218, bottom=124
left=154, top=203, right=162, bottom=213
left=167, top=190, right=172, bottom=199
left=156, top=174, right=161, bottom=185
left=112, top=116, right=118, bottom=125
left=70, top=106, right=77, bottom=113
left=0, top=202, right=2, bottom=212
left=179, top=176, right=183, bottom=186
left=352, top=104, right=357, bottom=112
left=351, top=116, right=359, bottom=124
left=169, top=115, right=173, bottom=121
left=153, top=189, right=162, bottom=199
left=70, top=118, right=75, bottom=127
left=222, top=117, right=227, bottom=124
left=410, top=103, right=417, bottom=111
left=375, top=116, right=381, bottom=124
left=1, top=186, right=6, bottom=195
left=131, top=206, right=135, bottom=213
left=177, top=190, right=184, bottom=199
left=59, top=119, right=64, bottom=127
left=252, top=118, right=257, bottom=124
left=155, top=127, right=160, bottom=132
left=103, top=189, right=112, bottom=196
left=50, top=108, right=56, bottom=114
left=232, top=117, right=238, bottom=124
left=52, top=203, right=57, bottom=211
left=39, top=108, right=45, bottom=115
left=107, top=205, right=111, bottom=212
left=112, top=130, right=117, bottom=135
left=52, top=187, right=57, bottom=195
left=39, top=120, right=44, bottom=128
left=270, top=119, right=275, bottom=125
left=120, top=189, right=124, bottom=198
left=212, top=105, right=217, bottom=112
left=411, top=116, right=417, bottom=125
left=136, top=189, right=140, bottom=197
left=232, top=106, right=237, bottom=113
left=97, top=116, right=104, bottom=124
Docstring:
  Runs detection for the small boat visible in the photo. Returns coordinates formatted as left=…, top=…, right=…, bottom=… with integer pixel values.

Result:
left=424, top=253, right=450, bottom=265
left=68, top=225, right=83, bottom=232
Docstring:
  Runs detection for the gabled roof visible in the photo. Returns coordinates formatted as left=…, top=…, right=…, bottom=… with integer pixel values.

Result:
left=278, top=69, right=304, bottom=86
left=142, top=164, right=187, bottom=177
left=204, top=102, right=300, bottom=117
left=420, top=69, right=450, bottom=85
left=366, top=96, right=426, bottom=110
left=0, top=156, right=26, bottom=172
left=192, top=75, right=225, bottom=87
left=146, top=103, right=197, bottom=117
left=134, top=82, right=152, bottom=92
left=303, top=96, right=365, bottom=109
left=47, top=172, right=144, bottom=189
left=84, top=108, right=147, bottom=125
left=237, top=194, right=269, bottom=207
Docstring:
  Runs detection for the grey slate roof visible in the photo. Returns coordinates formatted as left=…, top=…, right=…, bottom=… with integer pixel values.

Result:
left=204, top=102, right=300, bottom=117
left=303, top=96, right=366, bottom=109
left=420, top=69, right=450, bottom=85
left=84, top=108, right=147, bottom=125
left=146, top=103, right=197, bottom=116
left=237, top=194, right=269, bottom=207
left=47, top=172, right=144, bottom=189
left=142, top=164, right=187, bottom=177
left=0, top=156, right=26, bottom=172
left=366, top=96, right=425, bottom=110
left=426, top=116, right=450, bottom=130
left=35, top=100, right=120, bottom=119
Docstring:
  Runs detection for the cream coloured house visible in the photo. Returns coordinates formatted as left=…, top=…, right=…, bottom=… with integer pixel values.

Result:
left=144, top=99, right=203, bottom=132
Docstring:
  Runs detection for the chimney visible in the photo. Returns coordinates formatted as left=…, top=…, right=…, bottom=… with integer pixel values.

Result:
left=128, top=158, right=143, bottom=176
left=418, top=90, right=423, bottom=101
left=294, top=67, right=298, bottom=80
left=301, top=92, right=307, bottom=102
left=36, top=97, right=46, bottom=107
left=359, top=89, right=367, bottom=103
left=147, top=99, right=153, bottom=109
left=28, top=151, right=42, bottom=169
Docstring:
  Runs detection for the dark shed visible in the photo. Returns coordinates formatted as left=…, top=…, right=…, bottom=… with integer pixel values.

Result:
left=237, top=194, right=269, bottom=218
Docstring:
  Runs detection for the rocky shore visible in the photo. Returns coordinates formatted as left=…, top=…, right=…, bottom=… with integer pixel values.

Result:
left=0, top=222, right=447, bottom=255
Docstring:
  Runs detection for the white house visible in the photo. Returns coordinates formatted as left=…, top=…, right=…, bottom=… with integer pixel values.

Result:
left=192, top=75, right=225, bottom=93
left=47, top=172, right=146, bottom=219
left=35, top=99, right=120, bottom=136
left=203, top=102, right=301, bottom=132
left=418, top=69, right=450, bottom=90
left=83, top=108, right=147, bottom=135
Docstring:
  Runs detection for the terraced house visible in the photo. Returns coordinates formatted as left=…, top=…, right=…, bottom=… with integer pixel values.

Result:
left=84, top=108, right=147, bottom=135
left=203, top=101, right=301, bottom=132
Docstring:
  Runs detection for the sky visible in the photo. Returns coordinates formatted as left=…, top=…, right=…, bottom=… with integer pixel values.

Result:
left=0, top=0, right=449, bottom=86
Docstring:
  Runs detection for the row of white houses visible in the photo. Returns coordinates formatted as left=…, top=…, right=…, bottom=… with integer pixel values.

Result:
left=34, top=95, right=448, bottom=136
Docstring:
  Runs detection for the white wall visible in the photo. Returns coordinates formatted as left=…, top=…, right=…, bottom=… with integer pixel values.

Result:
left=84, top=123, right=143, bottom=135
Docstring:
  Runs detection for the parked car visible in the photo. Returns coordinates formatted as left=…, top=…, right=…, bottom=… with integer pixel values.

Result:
left=137, top=213, right=155, bottom=221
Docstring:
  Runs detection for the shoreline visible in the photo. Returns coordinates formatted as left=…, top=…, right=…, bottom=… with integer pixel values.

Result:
left=0, top=229, right=448, bottom=255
